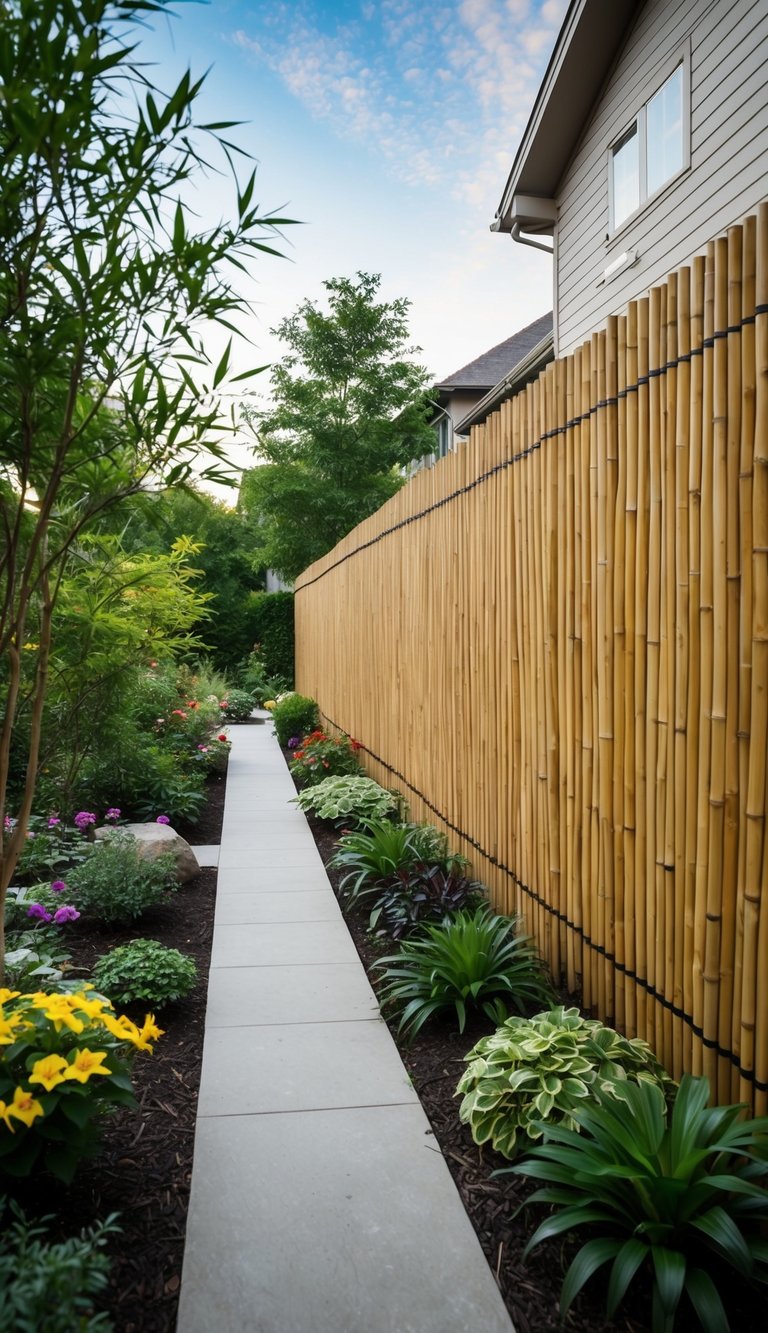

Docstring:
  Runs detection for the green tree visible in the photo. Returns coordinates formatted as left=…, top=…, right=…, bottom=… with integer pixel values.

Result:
left=241, top=272, right=434, bottom=579
left=0, top=0, right=291, bottom=973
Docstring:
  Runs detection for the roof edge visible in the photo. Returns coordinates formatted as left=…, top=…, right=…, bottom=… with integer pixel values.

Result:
left=454, top=332, right=555, bottom=434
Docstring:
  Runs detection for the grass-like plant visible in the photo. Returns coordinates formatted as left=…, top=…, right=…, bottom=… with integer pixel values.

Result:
left=457, top=1004, right=673, bottom=1159
left=293, top=775, right=398, bottom=825
left=66, top=835, right=177, bottom=926
left=0, top=1196, right=119, bottom=1332
left=374, top=907, right=553, bottom=1040
left=508, top=1075, right=768, bottom=1333
left=329, top=820, right=462, bottom=905
left=92, top=938, right=197, bottom=1007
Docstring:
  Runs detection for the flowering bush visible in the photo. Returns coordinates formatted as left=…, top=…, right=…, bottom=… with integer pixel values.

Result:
left=220, top=688, right=255, bottom=721
left=271, top=693, right=320, bottom=748
left=0, top=985, right=162, bottom=1182
left=289, top=730, right=362, bottom=787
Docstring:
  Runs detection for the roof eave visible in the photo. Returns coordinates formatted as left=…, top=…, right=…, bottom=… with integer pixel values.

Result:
left=493, top=0, right=640, bottom=233
left=455, top=333, right=556, bottom=434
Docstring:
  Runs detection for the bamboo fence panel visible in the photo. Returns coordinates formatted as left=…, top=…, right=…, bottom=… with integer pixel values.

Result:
left=294, top=209, right=768, bottom=1110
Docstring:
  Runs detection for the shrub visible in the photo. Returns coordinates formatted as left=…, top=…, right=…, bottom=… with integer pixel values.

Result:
left=0, top=986, right=162, bottom=1182
left=92, top=939, right=197, bottom=1007
left=294, top=775, right=398, bottom=825
left=457, top=1004, right=673, bottom=1159
left=271, top=693, right=320, bottom=748
left=369, top=865, right=486, bottom=940
left=375, top=908, right=554, bottom=1041
left=237, top=646, right=288, bottom=707
left=289, top=730, right=362, bottom=787
left=220, top=688, right=255, bottom=721
left=66, top=834, right=177, bottom=926
left=0, top=1196, right=119, bottom=1332
left=509, top=1075, right=768, bottom=1333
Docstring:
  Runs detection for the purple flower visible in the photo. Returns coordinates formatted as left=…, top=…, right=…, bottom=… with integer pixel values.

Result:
left=104, top=807, right=121, bottom=821
left=27, top=903, right=53, bottom=923
left=50, top=879, right=68, bottom=894
left=156, top=814, right=171, bottom=825
left=53, top=905, right=80, bottom=924
left=74, top=811, right=96, bottom=829
left=287, top=736, right=301, bottom=749
left=3, top=815, right=12, bottom=831
left=47, top=816, right=61, bottom=828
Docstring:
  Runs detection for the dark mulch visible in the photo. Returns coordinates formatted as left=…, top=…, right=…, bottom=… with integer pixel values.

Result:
left=8, top=773, right=225, bottom=1333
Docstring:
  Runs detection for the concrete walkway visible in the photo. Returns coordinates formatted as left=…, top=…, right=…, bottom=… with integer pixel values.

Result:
left=178, top=721, right=514, bottom=1333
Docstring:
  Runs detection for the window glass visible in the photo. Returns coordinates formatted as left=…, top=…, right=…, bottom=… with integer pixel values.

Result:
left=646, top=64, right=683, bottom=196
left=612, top=123, right=640, bottom=228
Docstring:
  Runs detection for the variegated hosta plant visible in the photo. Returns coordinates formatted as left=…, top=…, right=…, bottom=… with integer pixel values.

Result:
left=456, top=1005, right=674, bottom=1159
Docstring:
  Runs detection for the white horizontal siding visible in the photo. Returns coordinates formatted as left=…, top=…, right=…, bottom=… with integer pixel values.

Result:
left=554, top=0, right=768, bottom=354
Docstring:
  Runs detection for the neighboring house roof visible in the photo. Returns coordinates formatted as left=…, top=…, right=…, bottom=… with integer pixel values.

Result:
left=436, top=313, right=554, bottom=392
left=493, top=0, right=640, bottom=233
left=455, top=327, right=555, bottom=435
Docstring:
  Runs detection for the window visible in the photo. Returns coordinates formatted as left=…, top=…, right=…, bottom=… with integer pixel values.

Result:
left=610, top=61, right=686, bottom=231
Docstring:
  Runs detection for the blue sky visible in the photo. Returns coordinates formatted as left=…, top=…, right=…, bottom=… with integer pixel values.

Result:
left=137, top=0, right=566, bottom=459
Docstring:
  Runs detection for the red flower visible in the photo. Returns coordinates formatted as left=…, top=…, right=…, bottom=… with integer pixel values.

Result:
left=217, top=734, right=228, bottom=742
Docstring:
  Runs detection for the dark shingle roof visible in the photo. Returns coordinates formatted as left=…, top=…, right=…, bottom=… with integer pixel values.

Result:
left=436, top=312, right=553, bottom=390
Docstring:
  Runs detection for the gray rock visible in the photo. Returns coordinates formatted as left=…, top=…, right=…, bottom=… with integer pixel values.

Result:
left=95, top=822, right=200, bottom=883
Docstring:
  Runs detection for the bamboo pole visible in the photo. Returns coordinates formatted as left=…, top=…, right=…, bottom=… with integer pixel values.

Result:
left=624, top=302, right=639, bottom=1037
left=634, top=298, right=650, bottom=1041
left=674, top=265, right=692, bottom=1080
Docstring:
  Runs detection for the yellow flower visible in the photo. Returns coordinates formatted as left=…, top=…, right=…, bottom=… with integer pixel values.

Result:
left=100, top=1011, right=140, bottom=1043
left=0, top=988, right=21, bottom=1004
left=138, top=1014, right=164, bottom=1047
left=264, top=699, right=276, bottom=710
left=7, top=1087, right=45, bottom=1128
left=29, top=1053, right=70, bottom=1091
left=30, top=995, right=85, bottom=1035
left=71, top=991, right=111, bottom=1020
left=62, top=1048, right=112, bottom=1083
left=0, top=1099, right=15, bottom=1132
left=0, top=1012, right=32, bottom=1044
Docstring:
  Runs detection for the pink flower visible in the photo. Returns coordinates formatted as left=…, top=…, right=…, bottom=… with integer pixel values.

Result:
left=27, top=903, right=52, bottom=923
left=53, top=905, right=80, bottom=924
left=156, top=814, right=171, bottom=825
left=47, top=816, right=61, bottom=828
left=50, top=879, right=67, bottom=894
left=74, top=811, right=96, bottom=829
left=105, top=807, right=121, bottom=821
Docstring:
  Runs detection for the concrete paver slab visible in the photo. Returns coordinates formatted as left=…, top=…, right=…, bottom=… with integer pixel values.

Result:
left=210, top=919, right=360, bottom=968
left=205, top=962, right=379, bottom=1028
left=214, top=889, right=342, bottom=925
left=215, top=866, right=332, bottom=894
left=197, top=1019, right=417, bottom=1116
left=190, top=845, right=220, bottom=867
left=217, top=846, right=324, bottom=871
left=178, top=1104, right=512, bottom=1333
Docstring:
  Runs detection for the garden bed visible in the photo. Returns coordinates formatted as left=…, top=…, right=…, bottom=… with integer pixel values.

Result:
left=8, top=774, right=225, bottom=1333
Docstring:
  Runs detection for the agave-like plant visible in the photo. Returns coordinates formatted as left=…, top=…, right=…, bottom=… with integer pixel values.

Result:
left=374, top=907, right=554, bottom=1040
left=508, top=1074, right=768, bottom=1333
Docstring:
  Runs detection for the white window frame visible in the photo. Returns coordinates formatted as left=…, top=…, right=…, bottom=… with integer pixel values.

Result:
left=608, top=45, right=690, bottom=238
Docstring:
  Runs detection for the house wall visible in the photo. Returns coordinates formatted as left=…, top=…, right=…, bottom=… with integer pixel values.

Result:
left=555, top=0, right=768, bottom=354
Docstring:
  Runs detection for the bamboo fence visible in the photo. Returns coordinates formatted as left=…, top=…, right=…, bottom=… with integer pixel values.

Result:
left=294, top=207, right=768, bottom=1111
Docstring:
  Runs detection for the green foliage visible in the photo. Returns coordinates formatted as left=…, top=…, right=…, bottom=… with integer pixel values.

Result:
left=289, top=731, right=362, bottom=786
left=0, top=987, right=161, bottom=1182
left=243, top=592, right=295, bottom=684
left=375, top=908, right=554, bottom=1041
left=457, top=1005, right=674, bottom=1160
left=368, top=866, right=486, bottom=940
left=271, top=694, right=320, bottom=748
left=294, top=775, right=398, bottom=825
left=92, top=939, right=197, bottom=1007
left=330, top=820, right=465, bottom=905
left=509, top=1075, right=768, bottom=1333
left=240, top=274, right=434, bottom=579
left=3, top=931, right=70, bottom=989
left=236, top=645, right=288, bottom=706
left=0, top=0, right=291, bottom=950
left=13, top=819, right=91, bottom=885
left=221, top=688, right=256, bottom=721
left=66, top=836, right=177, bottom=927
left=0, top=1196, right=119, bottom=1332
